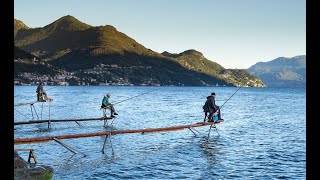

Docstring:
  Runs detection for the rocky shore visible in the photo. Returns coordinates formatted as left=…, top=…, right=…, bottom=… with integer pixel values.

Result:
left=14, top=150, right=54, bottom=179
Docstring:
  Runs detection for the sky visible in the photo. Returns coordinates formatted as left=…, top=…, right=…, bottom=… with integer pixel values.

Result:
left=14, top=0, right=306, bottom=69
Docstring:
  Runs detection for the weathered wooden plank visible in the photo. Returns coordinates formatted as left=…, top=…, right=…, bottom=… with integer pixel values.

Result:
left=14, top=117, right=114, bottom=125
left=14, top=121, right=222, bottom=144
left=14, top=101, right=39, bottom=106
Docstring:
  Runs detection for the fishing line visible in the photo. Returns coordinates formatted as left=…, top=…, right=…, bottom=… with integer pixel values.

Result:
left=45, top=86, right=58, bottom=91
left=218, top=85, right=242, bottom=111
left=14, top=108, right=30, bottom=120
left=113, top=88, right=160, bottom=105
left=218, top=70, right=250, bottom=111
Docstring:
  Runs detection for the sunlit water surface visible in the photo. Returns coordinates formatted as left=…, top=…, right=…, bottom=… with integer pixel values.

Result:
left=14, top=86, right=306, bottom=179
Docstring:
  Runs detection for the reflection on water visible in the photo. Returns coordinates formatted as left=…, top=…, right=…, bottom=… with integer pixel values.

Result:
left=200, top=136, right=220, bottom=164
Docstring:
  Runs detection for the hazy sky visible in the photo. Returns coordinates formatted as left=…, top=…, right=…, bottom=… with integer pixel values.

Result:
left=14, top=0, right=305, bottom=68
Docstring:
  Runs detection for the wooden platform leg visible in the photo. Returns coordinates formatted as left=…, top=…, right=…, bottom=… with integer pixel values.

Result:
left=102, top=134, right=114, bottom=155
left=208, top=122, right=219, bottom=137
left=28, top=150, right=37, bottom=163
left=188, top=127, right=197, bottom=137
left=53, top=138, right=86, bottom=157
left=102, top=135, right=108, bottom=154
left=30, top=104, right=39, bottom=120
left=48, top=120, right=51, bottom=129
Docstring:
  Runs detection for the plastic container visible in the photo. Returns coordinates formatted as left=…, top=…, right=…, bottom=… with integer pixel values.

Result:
left=213, top=115, right=218, bottom=121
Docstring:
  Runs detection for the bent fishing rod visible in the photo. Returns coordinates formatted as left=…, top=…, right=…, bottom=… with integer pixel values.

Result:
left=113, top=88, right=160, bottom=105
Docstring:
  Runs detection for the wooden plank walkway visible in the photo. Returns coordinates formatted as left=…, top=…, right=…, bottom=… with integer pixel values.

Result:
left=14, top=101, right=39, bottom=107
left=14, top=117, right=113, bottom=125
left=14, top=121, right=222, bottom=145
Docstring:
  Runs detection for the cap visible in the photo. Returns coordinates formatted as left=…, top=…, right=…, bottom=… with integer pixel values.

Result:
left=211, top=92, right=216, bottom=95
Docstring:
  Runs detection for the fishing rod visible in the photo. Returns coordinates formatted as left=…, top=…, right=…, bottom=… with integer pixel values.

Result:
left=218, top=85, right=242, bottom=111
left=207, top=84, right=243, bottom=137
left=45, top=86, right=58, bottom=91
left=218, top=69, right=251, bottom=111
left=113, top=88, right=160, bottom=105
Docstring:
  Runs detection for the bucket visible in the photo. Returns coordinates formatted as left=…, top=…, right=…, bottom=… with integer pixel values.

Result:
left=213, top=115, right=218, bottom=121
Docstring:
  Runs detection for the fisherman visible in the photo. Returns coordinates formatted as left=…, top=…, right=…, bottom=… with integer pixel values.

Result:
left=203, top=92, right=223, bottom=122
left=36, top=82, right=51, bottom=102
left=101, top=93, right=118, bottom=118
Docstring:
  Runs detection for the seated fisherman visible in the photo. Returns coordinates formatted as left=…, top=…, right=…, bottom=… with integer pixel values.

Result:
left=36, top=82, right=52, bottom=102
left=203, top=92, right=223, bottom=122
left=101, top=93, right=118, bottom=118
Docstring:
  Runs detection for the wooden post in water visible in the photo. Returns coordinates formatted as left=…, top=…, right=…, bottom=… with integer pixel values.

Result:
left=102, top=134, right=114, bottom=155
left=53, top=138, right=86, bottom=157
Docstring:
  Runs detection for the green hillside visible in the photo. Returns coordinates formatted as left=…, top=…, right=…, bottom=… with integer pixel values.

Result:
left=162, top=50, right=264, bottom=87
left=14, top=46, right=35, bottom=59
left=14, top=16, right=265, bottom=87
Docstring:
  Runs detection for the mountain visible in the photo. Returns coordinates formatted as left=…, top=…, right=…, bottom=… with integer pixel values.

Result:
left=162, top=50, right=264, bottom=87
left=14, top=19, right=29, bottom=37
left=14, top=16, right=265, bottom=87
left=247, top=55, right=306, bottom=87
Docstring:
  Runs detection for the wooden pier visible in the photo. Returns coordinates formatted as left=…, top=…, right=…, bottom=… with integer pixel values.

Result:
left=14, top=121, right=222, bottom=145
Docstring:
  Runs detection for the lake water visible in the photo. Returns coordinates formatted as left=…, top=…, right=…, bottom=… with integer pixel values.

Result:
left=14, top=86, right=306, bottom=179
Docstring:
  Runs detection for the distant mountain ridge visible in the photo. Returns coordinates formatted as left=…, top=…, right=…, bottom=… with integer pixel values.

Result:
left=14, top=15, right=265, bottom=87
left=247, top=55, right=306, bottom=87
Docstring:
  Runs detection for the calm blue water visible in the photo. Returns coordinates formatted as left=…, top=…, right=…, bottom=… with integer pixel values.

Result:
left=14, top=86, right=306, bottom=179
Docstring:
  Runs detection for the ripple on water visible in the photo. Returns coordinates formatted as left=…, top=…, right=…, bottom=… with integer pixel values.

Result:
left=14, top=86, right=306, bottom=179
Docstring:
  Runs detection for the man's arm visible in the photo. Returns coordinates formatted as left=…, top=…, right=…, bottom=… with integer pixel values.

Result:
left=211, top=98, right=218, bottom=111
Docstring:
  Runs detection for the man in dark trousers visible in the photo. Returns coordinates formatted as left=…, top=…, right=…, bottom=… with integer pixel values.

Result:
left=203, top=92, right=223, bottom=122
left=36, top=82, right=51, bottom=102
left=101, top=93, right=118, bottom=118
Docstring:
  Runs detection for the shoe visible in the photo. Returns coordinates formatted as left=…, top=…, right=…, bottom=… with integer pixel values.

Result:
left=114, top=113, right=118, bottom=115
left=111, top=115, right=115, bottom=118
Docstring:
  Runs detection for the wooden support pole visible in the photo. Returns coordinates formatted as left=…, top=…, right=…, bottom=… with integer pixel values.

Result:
left=31, top=104, right=39, bottom=120
left=188, top=127, right=197, bottom=136
left=15, top=149, right=37, bottom=163
left=74, top=121, right=83, bottom=127
left=28, top=150, right=37, bottom=163
left=102, top=135, right=108, bottom=154
left=53, top=138, right=86, bottom=157
left=40, top=102, right=44, bottom=119
left=207, top=122, right=220, bottom=137
left=102, top=134, right=114, bottom=155
left=53, top=138, right=77, bottom=154
left=30, top=105, right=34, bottom=120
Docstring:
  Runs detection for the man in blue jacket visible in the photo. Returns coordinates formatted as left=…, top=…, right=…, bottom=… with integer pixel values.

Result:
left=101, top=93, right=118, bottom=118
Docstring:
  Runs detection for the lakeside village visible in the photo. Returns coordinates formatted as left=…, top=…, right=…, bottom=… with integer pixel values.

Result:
left=14, top=58, right=256, bottom=87
left=14, top=57, right=160, bottom=86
